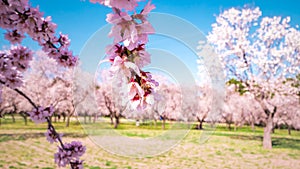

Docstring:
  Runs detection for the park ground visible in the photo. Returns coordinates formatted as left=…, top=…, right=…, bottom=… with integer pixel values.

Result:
left=0, top=116, right=299, bottom=169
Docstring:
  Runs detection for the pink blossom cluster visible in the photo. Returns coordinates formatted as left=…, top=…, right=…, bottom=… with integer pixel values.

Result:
left=105, top=1, right=155, bottom=50
left=93, top=0, right=158, bottom=110
left=128, top=71, right=159, bottom=110
left=0, top=0, right=78, bottom=67
left=54, top=141, right=86, bottom=168
left=28, top=106, right=54, bottom=124
left=0, top=45, right=33, bottom=88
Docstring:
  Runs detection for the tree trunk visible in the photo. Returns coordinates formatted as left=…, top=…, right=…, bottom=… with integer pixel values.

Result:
left=23, top=115, right=27, bottom=125
left=199, top=120, right=203, bottom=130
left=110, top=114, right=114, bottom=125
left=93, top=114, right=97, bottom=123
left=196, top=117, right=203, bottom=130
left=66, top=116, right=71, bottom=127
left=288, top=125, right=291, bottom=135
left=54, top=115, right=57, bottom=123
left=228, top=123, right=231, bottom=131
left=11, top=113, right=15, bottom=123
left=114, top=116, right=119, bottom=129
left=84, top=113, right=87, bottom=124
left=63, top=114, right=66, bottom=122
left=162, top=119, right=166, bottom=130
left=58, top=114, right=61, bottom=122
left=263, top=114, right=273, bottom=149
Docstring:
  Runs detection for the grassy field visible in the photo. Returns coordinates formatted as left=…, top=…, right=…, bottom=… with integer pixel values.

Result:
left=0, top=116, right=299, bottom=169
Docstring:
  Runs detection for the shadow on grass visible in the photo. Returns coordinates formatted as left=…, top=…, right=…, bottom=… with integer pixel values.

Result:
left=272, top=138, right=300, bottom=150
left=213, top=132, right=262, bottom=141
left=0, top=133, right=87, bottom=142
left=213, top=132, right=300, bottom=150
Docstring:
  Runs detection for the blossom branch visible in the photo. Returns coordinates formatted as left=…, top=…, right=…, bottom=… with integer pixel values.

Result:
left=0, top=0, right=85, bottom=168
left=92, top=0, right=158, bottom=111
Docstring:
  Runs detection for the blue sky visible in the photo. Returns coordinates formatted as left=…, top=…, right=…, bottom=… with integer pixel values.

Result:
left=1, top=0, right=299, bottom=83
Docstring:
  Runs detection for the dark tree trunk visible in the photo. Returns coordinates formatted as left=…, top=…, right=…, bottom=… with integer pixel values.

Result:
left=263, top=113, right=273, bottom=149
left=58, top=114, right=61, bottom=122
left=11, top=113, right=15, bottom=123
left=197, top=117, right=203, bottom=130
left=93, top=114, right=97, bottom=123
left=110, top=114, right=114, bottom=125
left=63, top=114, right=66, bottom=123
left=20, top=113, right=28, bottom=126
left=54, top=115, right=57, bottom=123
left=84, top=113, right=87, bottom=124
left=24, top=116, right=27, bottom=125
left=66, top=116, right=71, bottom=127
left=199, top=120, right=203, bottom=130
left=114, top=116, right=119, bottom=129
left=288, top=125, right=291, bottom=135
left=228, top=123, right=231, bottom=131
left=162, top=119, right=166, bottom=130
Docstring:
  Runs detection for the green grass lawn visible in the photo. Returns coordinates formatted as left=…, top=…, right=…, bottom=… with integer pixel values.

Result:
left=0, top=116, right=299, bottom=169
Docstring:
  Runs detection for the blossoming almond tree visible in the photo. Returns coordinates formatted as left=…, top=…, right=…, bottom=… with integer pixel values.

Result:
left=0, top=0, right=85, bottom=168
left=207, top=6, right=300, bottom=149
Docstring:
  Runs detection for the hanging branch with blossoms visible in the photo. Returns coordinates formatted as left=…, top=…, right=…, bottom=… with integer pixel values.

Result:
left=0, top=0, right=85, bottom=168
left=90, top=0, right=159, bottom=111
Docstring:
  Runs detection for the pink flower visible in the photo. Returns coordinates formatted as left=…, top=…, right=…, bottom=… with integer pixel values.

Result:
left=133, top=47, right=151, bottom=68
left=70, top=160, right=84, bottom=169
left=128, top=80, right=146, bottom=110
left=110, top=56, right=141, bottom=78
left=106, top=11, right=131, bottom=24
left=4, top=30, right=25, bottom=44
left=58, top=33, right=70, bottom=48
left=3, top=71, right=23, bottom=89
left=105, top=5, right=155, bottom=50
left=54, top=141, right=86, bottom=167
left=0, top=45, right=33, bottom=88
left=105, top=44, right=120, bottom=61
left=106, top=11, right=134, bottom=44
left=57, top=49, right=78, bottom=67
left=28, top=106, right=54, bottom=124
left=9, top=45, right=33, bottom=70
left=141, top=1, right=155, bottom=15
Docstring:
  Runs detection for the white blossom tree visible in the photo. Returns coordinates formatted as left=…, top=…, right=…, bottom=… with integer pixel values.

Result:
left=207, top=6, right=300, bottom=149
